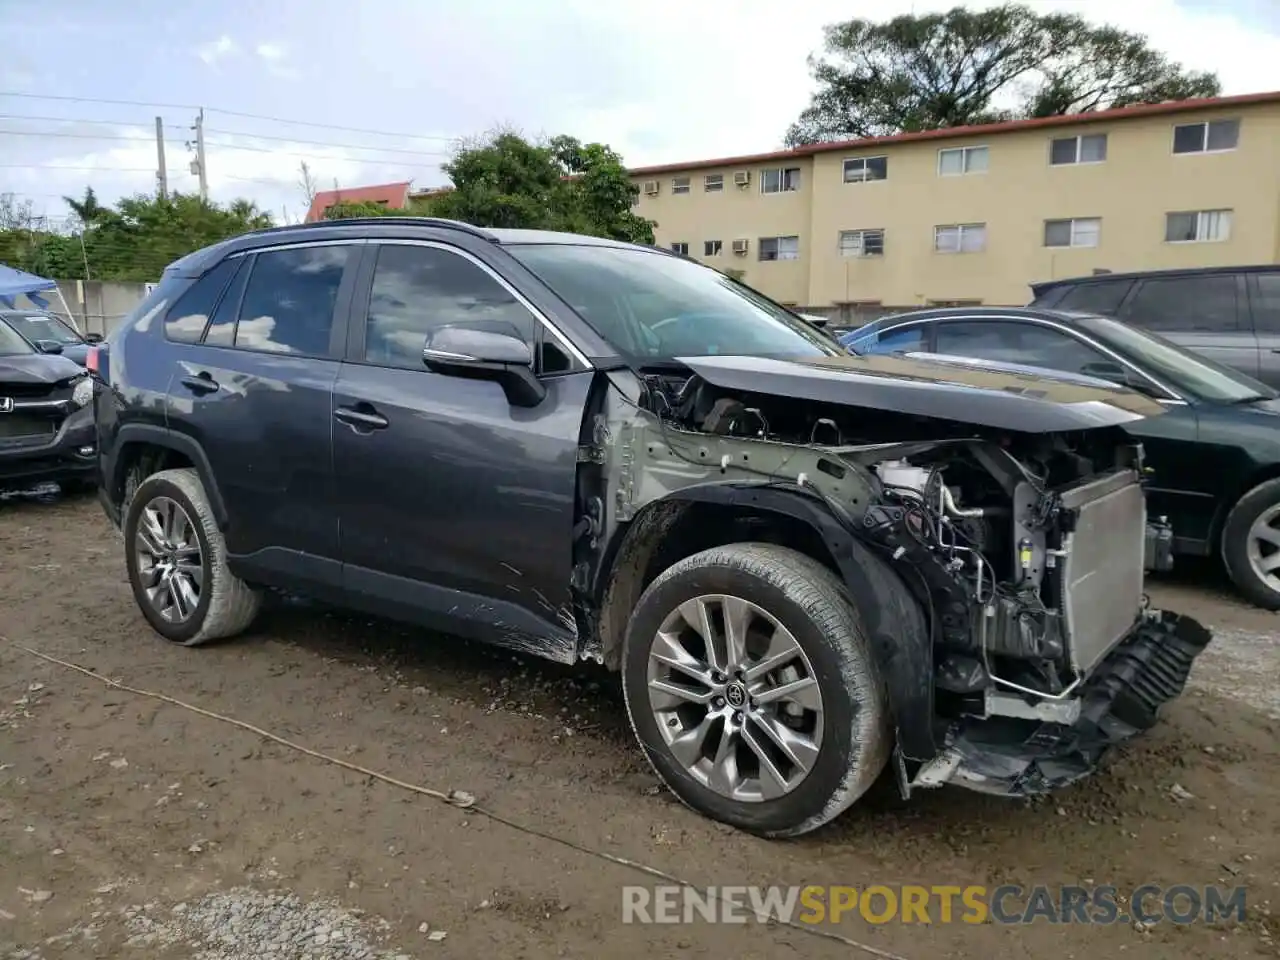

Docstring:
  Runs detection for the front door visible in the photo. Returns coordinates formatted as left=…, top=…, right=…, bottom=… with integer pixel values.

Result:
left=333, top=240, right=591, bottom=658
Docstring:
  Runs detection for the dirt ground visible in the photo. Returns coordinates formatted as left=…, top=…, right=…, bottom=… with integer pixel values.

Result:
left=1, top=492, right=1277, bottom=960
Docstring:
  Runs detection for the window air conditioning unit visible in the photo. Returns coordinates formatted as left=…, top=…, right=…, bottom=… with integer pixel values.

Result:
left=733, top=170, right=751, bottom=187
left=731, top=238, right=749, bottom=255
left=643, top=180, right=660, bottom=195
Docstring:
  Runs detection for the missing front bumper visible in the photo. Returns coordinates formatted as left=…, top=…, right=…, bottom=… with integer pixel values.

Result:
left=909, top=610, right=1212, bottom=797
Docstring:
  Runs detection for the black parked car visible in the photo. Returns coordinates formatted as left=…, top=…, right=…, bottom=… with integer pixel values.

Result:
left=842, top=306, right=1280, bottom=609
left=94, top=218, right=1212, bottom=837
left=0, top=314, right=97, bottom=493
left=1029, top=265, right=1280, bottom=389
left=0, top=309, right=100, bottom=367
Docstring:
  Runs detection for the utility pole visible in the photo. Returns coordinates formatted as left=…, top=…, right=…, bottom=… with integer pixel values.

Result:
left=154, top=116, right=168, bottom=198
left=191, top=107, right=208, bottom=202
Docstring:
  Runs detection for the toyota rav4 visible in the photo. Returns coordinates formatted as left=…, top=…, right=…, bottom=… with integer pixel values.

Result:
left=92, top=218, right=1212, bottom=837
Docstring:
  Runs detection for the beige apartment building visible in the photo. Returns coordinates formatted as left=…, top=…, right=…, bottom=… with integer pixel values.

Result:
left=629, top=92, right=1280, bottom=317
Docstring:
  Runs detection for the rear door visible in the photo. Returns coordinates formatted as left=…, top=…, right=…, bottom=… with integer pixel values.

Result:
left=166, top=241, right=360, bottom=588
left=332, top=238, right=593, bottom=656
left=1117, top=273, right=1258, bottom=379
left=1248, top=273, right=1280, bottom=388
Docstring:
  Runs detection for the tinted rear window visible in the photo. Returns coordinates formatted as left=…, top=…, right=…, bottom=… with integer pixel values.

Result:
left=1054, top=280, right=1131, bottom=315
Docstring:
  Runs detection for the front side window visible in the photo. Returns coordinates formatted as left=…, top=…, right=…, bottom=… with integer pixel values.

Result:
left=508, top=243, right=840, bottom=363
left=163, top=257, right=239, bottom=344
left=935, top=320, right=1108, bottom=374
left=934, top=223, right=986, bottom=254
left=363, top=244, right=536, bottom=370
left=234, top=245, right=351, bottom=356
left=760, top=167, right=801, bottom=194
left=938, top=146, right=989, bottom=176
left=759, top=236, right=800, bottom=261
left=1122, top=275, right=1239, bottom=333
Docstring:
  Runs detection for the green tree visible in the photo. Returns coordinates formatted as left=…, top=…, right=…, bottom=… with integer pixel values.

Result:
left=321, top=200, right=401, bottom=220
left=785, top=3, right=1220, bottom=144
left=0, top=190, right=273, bottom=281
left=425, top=130, right=655, bottom=243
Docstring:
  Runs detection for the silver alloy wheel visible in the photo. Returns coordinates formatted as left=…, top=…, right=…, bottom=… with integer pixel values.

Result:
left=646, top=594, right=824, bottom=802
left=134, top=495, right=204, bottom=623
left=1246, top=502, right=1280, bottom=592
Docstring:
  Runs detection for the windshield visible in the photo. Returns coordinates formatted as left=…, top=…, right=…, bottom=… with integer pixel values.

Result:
left=1076, top=314, right=1276, bottom=403
left=508, top=243, right=843, bottom=363
left=0, top=319, right=37, bottom=357
left=3, top=313, right=81, bottom=344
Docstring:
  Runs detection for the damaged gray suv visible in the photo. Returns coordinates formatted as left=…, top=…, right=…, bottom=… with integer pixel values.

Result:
left=93, top=218, right=1212, bottom=837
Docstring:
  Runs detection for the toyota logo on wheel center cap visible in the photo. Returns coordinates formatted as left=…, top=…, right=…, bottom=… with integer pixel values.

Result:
left=725, top=682, right=748, bottom=708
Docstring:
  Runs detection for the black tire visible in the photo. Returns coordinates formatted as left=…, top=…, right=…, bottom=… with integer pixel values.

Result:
left=1221, top=477, right=1280, bottom=610
left=621, top=543, right=890, bottom=838
left=123, top=467, right=261, bottom=645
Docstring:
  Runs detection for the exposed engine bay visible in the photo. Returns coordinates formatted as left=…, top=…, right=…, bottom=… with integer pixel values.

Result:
left=598, top=365, right=1200, bottom=796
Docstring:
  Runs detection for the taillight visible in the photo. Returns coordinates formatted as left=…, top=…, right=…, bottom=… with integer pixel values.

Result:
left=86, top=345, right=100, bottom=374
left=87, top=343, right=109, bottom=383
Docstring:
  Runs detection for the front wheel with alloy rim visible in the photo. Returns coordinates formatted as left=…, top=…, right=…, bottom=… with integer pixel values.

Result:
left=123, top=467, right=262, bottom=645
left=1221, top=476, right=1280, bottom=610
left=621, top=543, right=891, bottom=837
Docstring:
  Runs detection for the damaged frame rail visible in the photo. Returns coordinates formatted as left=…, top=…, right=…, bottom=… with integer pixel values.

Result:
left=582, top=378, right=1210, bottom=800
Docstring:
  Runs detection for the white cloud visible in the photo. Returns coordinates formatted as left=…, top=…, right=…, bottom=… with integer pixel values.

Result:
left=255, top=40, right=300, bottom=80
left=196, top=34, right=239, bottom=66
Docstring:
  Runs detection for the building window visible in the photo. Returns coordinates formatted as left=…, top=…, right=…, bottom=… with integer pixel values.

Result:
left=1172, top=119, right=1239, bottom=154
left=934, top=223, right=987, bottom=254
left=760, top=167, right=801, bottom=194
left=838, top=229, right=885, bottom=257
left=842, top=156, right=888, bottom=183
left=1165, top=209, right=1232, bottom=243
left=1044, top=217, right=1101, bottom=248
left=1050, top=134, right=1107, bottom=165
left=759, top=236, right=800, bottom=261
left=938, top=146, right=989, bottom=176
left=704, top=174, right=723, bottom=192
left=671, top=177, right=691, bottom=195
left=703, top=240, right=722, bottom=257
left=928, top=299, right=983, bottom=307
left=671, top=242, right=689, bottom=256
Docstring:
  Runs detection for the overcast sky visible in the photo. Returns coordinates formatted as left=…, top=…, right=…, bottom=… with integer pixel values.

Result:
left=1, top=0, right=1277, bottom=225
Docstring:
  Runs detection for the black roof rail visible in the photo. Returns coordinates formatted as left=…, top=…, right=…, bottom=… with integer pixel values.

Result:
left=247, top=216, right=499, bottom=242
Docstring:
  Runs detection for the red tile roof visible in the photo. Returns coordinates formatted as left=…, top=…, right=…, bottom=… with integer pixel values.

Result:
left=305, top=181, right=412, bottom=222
left=627, top=91, right=1280, bottom=176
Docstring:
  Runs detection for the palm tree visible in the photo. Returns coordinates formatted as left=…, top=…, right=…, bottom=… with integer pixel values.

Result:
left=63, top=187, right=108, bottom=228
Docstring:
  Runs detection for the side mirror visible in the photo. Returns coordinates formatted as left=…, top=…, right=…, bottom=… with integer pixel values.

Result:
left=422, top=323, right=546, bottom=408
left=798, top=313, right=829, bottom=329
left=84, top=332, right=104, bottom=344
left=1079, top=360, right=1130, bottom=386
left=34, top=339, right=64, bottom=355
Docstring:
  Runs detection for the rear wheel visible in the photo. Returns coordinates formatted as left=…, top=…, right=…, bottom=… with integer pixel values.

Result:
left=124, top=468, right=261, bottom=645
left=1221, top=477, right=1280, bottom=610
left=621, top=543, right=890, bottom=837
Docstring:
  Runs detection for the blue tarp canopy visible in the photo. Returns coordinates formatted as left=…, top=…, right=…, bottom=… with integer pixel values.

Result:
left=0, top=263, right=58, bottom=310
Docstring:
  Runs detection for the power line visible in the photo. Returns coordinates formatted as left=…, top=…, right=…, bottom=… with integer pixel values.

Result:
left=0, top=113, right=189, bottom=132
left=0, top=162, right=157, bottom=172
left=202, top=127, right=453, bottom=156
left=0, top=128, right=157, bottom=143
left=0, top=91, right=458, bottom=142
left=201, top=139, right=446, bottom=167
